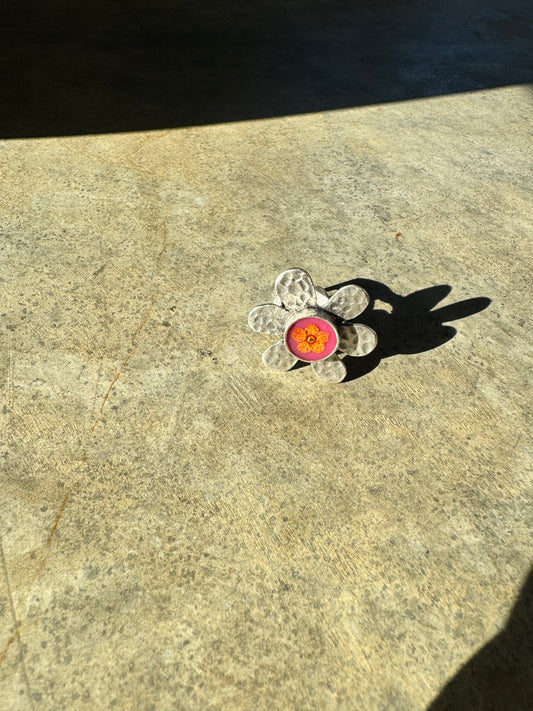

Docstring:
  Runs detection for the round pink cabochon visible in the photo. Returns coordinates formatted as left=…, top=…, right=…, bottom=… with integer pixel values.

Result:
left=286, top=316, right=338, bottom=362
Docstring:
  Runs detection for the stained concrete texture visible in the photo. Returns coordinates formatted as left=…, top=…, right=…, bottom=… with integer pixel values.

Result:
left=0, top=55, right=532, bottom=711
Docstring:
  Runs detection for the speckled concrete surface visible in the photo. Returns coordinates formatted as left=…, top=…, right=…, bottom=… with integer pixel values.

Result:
left=0, top=80, right=532, bottom=710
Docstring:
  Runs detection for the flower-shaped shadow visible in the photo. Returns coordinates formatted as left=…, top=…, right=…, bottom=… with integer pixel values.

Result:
left=328, top=278, right=491, bottom=382
left=249, top=268, right=377, bottom=383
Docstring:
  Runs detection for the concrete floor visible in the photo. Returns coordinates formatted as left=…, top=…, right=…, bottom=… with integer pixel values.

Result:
left=1, top=2, right=532, bottom=710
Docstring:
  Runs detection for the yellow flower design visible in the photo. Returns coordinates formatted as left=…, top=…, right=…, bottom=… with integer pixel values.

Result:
left=292, top=323, right=330, bottom=354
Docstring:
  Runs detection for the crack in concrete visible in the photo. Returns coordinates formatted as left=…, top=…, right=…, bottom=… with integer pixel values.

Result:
left=92, top=294, right=158, bottom=431
left=0, top=538, right=34, bottom=708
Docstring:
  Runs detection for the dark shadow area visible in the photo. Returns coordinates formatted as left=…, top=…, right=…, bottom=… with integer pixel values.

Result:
left=427, top=567, right=533, bottom=711
left=1, top=0, right=532, bottom=138
left=325, top=278, right=490, bottom=382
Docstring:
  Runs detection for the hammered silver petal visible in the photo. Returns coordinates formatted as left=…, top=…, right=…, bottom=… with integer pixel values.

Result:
left=270, top=290, right=283, bottom=307
left=338, top=323, right=378, bottom=356
left=248, top=303, right=288, bottom=335
left=275, top=268, right=317, bottom=311
left=325, top=285, right=369, bottom=320
left=315, top=286, right=330, bottom=307
left=311, top=354, right=347, bottom=383
left=262, top=340, right=298, bottom=371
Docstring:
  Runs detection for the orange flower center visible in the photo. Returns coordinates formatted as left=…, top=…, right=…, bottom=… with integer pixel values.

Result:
left=291, top=323, right=330, bottom=356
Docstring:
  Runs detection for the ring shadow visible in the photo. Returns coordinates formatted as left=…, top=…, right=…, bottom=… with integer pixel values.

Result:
left=324, top=279, right=491, bottom=382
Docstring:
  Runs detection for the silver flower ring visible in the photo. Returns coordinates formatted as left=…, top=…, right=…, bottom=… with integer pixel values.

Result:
left=248, top=268, right=378, bottom=383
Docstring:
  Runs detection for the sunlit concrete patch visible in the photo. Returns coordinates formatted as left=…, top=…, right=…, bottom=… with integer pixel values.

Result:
left=0, top=81, right=531, bottom=710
